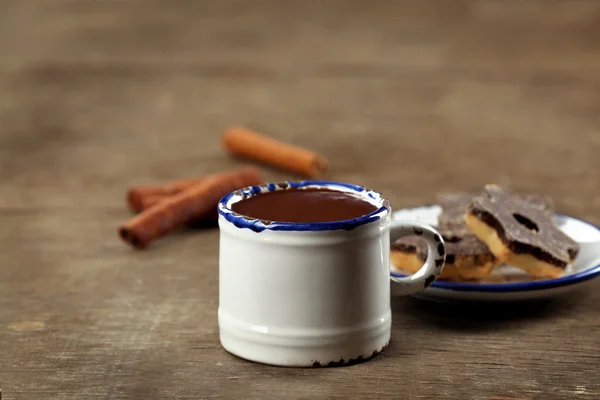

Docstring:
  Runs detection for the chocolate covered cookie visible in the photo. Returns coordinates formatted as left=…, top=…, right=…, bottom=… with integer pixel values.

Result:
left=465, top=185, right=579, bottom=279
left=391, top=192, right=499, bottom=281
left=391, top=226, right=497, bottom=281
left=437, top=192, right=554, bottom=228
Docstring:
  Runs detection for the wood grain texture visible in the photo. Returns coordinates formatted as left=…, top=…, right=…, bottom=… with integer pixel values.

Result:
left=1, top=0, right=599, bottom=399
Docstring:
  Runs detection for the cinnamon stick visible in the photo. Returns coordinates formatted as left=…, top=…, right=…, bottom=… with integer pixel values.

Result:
left=133, top=193, right=168, bottom=212
left=127, top=177, right=206, bottom=212
left=119, top=167, right=262, bottom=249
left=222, top=126, right=328, bottom=178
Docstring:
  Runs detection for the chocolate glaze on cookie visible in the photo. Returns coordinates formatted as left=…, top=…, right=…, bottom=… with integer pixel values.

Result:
left=392, top=228, right=495, bottom=266
left=437, top=193, right=481, bottom=228
left=391, top=191, right=498, bottom=268
left=437, top=192, right=554, bottom=227
left=467, top=185, right=579, bottom=268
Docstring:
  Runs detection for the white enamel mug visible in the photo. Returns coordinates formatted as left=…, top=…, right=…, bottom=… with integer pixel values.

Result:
left=218, top=181, right=446, bottom=367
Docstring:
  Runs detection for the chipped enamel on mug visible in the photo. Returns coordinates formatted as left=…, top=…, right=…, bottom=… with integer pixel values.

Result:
left=218, top=181, right=446, bottom=367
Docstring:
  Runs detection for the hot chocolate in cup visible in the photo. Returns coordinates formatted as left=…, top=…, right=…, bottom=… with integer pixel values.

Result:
left=218, top=181, right=446, bottom=367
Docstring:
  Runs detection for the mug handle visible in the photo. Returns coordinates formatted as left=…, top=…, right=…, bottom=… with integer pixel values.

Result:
left=389, top=220, right=446, bottom=296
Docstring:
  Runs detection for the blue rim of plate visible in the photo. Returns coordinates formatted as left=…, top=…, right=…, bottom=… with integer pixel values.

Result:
left=390, top=212, right=600, bottom=292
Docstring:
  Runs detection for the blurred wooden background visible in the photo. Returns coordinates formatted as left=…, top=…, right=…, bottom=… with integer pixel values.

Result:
left=0, top=1, right=599, bottom=399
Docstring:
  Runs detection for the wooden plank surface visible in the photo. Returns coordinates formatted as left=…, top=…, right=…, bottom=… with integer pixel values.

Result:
left=1, top=1, right=599, bottom=399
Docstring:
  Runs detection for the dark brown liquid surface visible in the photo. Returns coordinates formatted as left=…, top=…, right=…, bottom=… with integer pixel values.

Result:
left=231, top=188, right=379, bottom=223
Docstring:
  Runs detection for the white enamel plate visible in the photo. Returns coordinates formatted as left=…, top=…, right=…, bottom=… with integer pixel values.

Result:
left=391, top=205, right=600, bottom=303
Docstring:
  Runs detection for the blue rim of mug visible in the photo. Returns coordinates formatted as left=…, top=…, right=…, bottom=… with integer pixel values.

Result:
left=218, top=180, right=390, bottom=232
left=390, top=213, right=600, bottom=293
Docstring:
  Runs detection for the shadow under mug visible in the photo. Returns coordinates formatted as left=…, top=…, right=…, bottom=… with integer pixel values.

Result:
left=217, top=181, right=446, bottom=367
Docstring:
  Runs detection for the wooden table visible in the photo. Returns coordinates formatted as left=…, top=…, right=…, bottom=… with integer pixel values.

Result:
left=1, top=1, right=599, bottom=399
